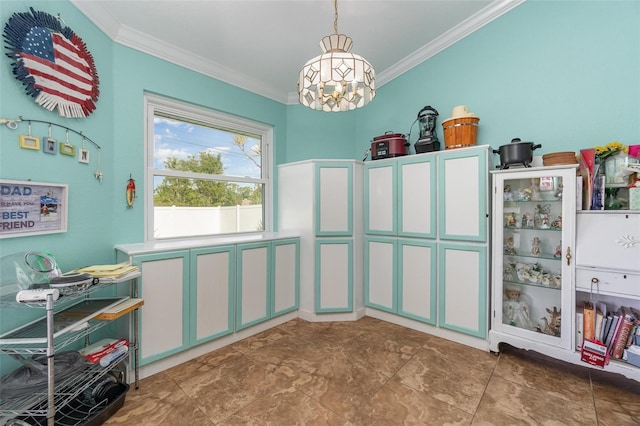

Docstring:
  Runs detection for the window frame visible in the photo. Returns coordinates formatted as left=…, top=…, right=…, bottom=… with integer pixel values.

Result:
left=143, top=93, right=273, bottom=242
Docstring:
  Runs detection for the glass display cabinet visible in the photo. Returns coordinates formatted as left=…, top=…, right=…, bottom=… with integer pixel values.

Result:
left=489, top=165, right=577, bottom=353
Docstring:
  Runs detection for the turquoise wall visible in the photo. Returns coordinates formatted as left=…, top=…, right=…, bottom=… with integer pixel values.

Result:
left=352, top=0, right=640, bottom=160
left=1, top=0, right=638, bottom=364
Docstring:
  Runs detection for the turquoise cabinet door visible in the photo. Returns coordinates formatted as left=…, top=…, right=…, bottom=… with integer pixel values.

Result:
left=365, top=236, right=397, bottom=313
left=133, top=250, right=190, bottom=366
left=236, top=242, right=271, bottom=330
left=271, top=238, right=300, bottom=317
left=438, top=147, right=488, bottom=242
left=190, top=246, right=235, bottom=345
left=438, top=242, right=487, bottom=338
left=365, top=160, right=396, bottom=235
left=315, top=162, right=353, bottom=236
left=398, top=155, right=437, bottom=239
left=315, top=238, right=353, bottom=313
left=398, top=239, right=437, bottom=325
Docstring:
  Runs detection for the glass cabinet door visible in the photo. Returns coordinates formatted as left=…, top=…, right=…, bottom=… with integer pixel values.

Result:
left=491, top=166, right=576, bottom=350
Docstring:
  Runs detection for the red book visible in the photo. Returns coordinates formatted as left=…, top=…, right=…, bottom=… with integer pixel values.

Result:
left=611, top=313, right=634, bottom=359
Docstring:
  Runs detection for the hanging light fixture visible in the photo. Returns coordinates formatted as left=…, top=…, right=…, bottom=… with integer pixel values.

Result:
left=297, top=0, right=376, bottom=112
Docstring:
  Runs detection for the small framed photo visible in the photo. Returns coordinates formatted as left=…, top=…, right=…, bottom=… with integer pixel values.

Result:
left=78, top=148, right=90, bottom=164
left=43, top=137, right=57, bottom=155
left=19, top=135, right=40, bottom=150
left=60, top=143, right=76, bottom=157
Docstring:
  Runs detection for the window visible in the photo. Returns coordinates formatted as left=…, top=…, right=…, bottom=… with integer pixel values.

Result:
left=144, top=94, right=272, bottom=240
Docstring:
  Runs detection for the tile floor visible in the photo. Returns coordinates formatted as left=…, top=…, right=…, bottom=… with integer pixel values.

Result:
left=105, top=317, right=640, bottom=425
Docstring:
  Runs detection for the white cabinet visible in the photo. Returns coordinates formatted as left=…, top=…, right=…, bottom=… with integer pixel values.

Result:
left=278, top=160, right=363, bottom=320
left=125, top=250, right=190, bottom=364
left=191, top=246, right=235, bottom=344
left=489, top=166, right=577, bottom=353
left=236, top=239, right=300, bottom=330
left=574, top=212, right=639, bottom=381
left=116, top=236, right=299, bottom=366
left=365, top=236, right=437, bottom=324
left=364, top=146, right=490, bottom=340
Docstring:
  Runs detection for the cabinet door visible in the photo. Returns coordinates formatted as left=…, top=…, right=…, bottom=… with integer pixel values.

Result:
left=439, top=243, right=487, bottom=338
left=272, top=238, right=300, bottom=317
left=399, top=239, right=437, bottom=324
left=365, top=161, right=396, bottom=235
left=439, top=147, right=488, bottom=241
left=365, top=236, right=396, bottom=313
left=191, top=246, right=235, bottom=345
left=490, top=167, right=575, bottom=350
left=236, top=242, right=270, bottom=330
left=315, top=238, right=353, bottom=312
left=398, top=156, right=436, bottom=238
left=316, top=162, right=353, bottom=236
left=134, top=250, right=190, bottom=365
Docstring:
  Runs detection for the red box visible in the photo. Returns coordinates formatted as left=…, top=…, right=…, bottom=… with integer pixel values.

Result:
left=580, top=339, right=609, bottom=368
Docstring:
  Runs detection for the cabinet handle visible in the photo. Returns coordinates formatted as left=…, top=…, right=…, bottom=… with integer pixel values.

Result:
left=591, top=277, right=599, bottom=285
left=565, top=246, right=571, bottom=266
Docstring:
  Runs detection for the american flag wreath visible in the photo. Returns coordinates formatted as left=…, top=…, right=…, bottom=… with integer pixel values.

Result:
left=3, top=7, right=99, bottom=118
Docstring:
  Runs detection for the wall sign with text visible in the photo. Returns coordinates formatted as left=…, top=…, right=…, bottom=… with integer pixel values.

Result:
left=0, top=180, right=68, bottom=238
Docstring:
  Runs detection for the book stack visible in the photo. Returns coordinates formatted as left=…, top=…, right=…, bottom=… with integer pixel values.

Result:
left=74, top=263, right=140, bottom=283
left=579, top=301, right=640, bottom=361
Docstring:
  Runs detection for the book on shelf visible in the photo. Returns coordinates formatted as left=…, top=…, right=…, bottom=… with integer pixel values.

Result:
left=73, top=263, right=140, bottom=282
left=576, top=308, right=584, bottom=350
left=594, top=302, right=606, bottom=342
left=583, top=301, right=595, bottom=341
left=605, top=314, right=620, bottom=349
left=611, top=310, right=636, bottom=359
left=600, top=316, right=613, bottom=343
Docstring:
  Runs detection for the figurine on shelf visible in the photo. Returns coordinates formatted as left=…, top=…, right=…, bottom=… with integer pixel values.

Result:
left=505, top=236, right=516, bottom=255
left=540, top=214, right=550, bottom=229
left=530, top=179, right=542, bottom=201
left=551, top=215, right=562, bottom=230
left=504, top=263, right=515, bottom=281
left=551, top=273, right=561, bottom=288
left=504, top=185, right=514, bottom=201
left=531, top=237, right=542, bottom=256
left=505, top=212, right=516, bottom=227
left=553, top=242, right=562, bottom=258
left=554, top=181, right=563, bottom=199
left=522, top=212, right=534, bottom=228
left=537, top=307, right=561, bottom=337
left=503, top=286, right=534, bottom=330
left=534, top=204, right=551, bottom=228
left=518, top=187, right=533, bottom=201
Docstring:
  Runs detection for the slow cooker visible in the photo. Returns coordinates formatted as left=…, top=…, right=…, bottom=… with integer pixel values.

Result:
left=371, top=132, right=409, bottom=160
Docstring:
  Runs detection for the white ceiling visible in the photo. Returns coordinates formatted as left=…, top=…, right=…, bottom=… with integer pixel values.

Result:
left=70, top=0, right=524, bottom=104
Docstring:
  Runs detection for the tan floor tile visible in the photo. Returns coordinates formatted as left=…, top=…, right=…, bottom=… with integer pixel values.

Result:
left=590, top=369, right=640, bottom=426
left=356, top=377, right=473, bottom=425
left=179, top=355, right=294, bottom=423
left=473, top=374, right=597, bottom=425
left=396, top=346, right=493, bottom=414
left=494, top=345, right=593, bottom=404
left=103, top=372, right=212, bottom=425
left=219, top=387, right=353, bottom=426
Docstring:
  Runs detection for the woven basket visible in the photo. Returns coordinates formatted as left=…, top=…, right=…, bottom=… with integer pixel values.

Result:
left=542, top=151, right=577, bottom=166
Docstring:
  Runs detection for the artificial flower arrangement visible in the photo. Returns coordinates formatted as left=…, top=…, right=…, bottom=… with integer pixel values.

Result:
left=594, top=141, right=628, bottom=161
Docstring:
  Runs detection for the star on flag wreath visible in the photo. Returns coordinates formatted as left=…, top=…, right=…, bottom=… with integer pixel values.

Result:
left=3, top=7, right=99, bottom=118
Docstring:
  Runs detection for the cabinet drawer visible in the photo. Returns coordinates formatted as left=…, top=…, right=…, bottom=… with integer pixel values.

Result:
left=576, top=213, right=640, bottom=272
left=576, top=268, right=640, bottom=299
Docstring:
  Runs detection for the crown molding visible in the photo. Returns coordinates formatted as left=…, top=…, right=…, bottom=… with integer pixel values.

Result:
left=70, top=0, right=287, bottom=104
left=72, top=0, right=524, bottom=106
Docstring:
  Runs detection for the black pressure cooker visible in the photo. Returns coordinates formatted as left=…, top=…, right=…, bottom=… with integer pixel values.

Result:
left=493, top=138, right=542, bottom=169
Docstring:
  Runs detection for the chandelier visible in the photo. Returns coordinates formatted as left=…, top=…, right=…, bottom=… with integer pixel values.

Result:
left=297, top=0, right=376, bottom=112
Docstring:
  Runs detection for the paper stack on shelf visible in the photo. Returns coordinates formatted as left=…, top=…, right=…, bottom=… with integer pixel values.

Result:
left=74, top=263, right=140, bottom=283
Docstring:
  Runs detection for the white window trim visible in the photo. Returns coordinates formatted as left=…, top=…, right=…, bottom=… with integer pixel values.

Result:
left=143, top=93, right=273, bottom=242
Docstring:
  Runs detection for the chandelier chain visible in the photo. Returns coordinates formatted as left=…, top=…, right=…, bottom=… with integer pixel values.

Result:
left=333, top=0, right=339, bottom=34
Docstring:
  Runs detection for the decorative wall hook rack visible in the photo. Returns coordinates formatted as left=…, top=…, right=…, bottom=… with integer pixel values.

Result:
left=0, top=116, right=101, bottom=150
